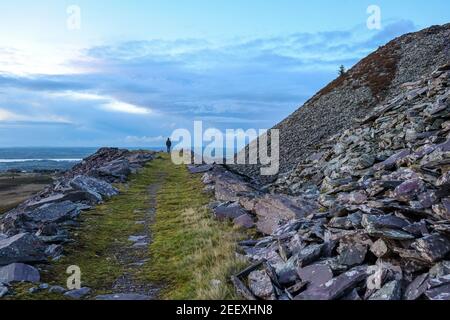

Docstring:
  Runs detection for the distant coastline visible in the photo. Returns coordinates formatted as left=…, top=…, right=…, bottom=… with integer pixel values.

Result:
left=0, top=147, right=164, bottom=172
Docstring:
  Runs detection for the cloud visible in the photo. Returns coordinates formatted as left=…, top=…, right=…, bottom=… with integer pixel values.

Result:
left=51, top=91, right=152, bottom=115
left=124, top=135, right=166, bottom=146
left=0, top=107, right=72, bottom=125
left=0, top=20, right=419, bottom=146
left=101, top=101, right=151, bottom=115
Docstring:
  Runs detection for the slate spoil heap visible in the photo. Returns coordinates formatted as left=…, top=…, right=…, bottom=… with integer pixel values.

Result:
left=197, top=63, right=450, bottom=300
left=0, top=148, right=155, bottom=298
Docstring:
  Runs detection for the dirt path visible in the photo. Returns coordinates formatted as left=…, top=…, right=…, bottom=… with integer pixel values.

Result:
left=106, top=171, right=167, bottom=300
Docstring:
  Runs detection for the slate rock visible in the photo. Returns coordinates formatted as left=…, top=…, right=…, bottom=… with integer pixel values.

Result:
left=254, top=194, right=315, bottom=235
left=393, top=179, right=424, bottom=202
left=373, top=150, right=411, bottom=171
left=188, top=164, right=213, bottom=174
left=338, top=243, right=368, bottom=267
left=369, top=280, right=402, bottom=300
left=214, top=175, right=253, bottom=202
left=25, top=201, right=81, bottom=223
left=404, top=273, right=429, bottom=300
left=49, top=285, right=66, bottom=294
left=64, top=287, right=91, bottom=299
left=295, top=244, right=324, bottom=268
left=277, top=269, right=299, bottom=286
left=432, top=198, right=450, bottom=219
left=297, top=264, right=333, bottom=289
left=429, top=261, right=450, bottom=278
left=95, top=159, right=132, bottom=182
left=424, top=275, right=450, bottom=300
left=0, top=233, right=47, bottom=266
left=0, top=263, right=40, bottom=284
left=248, top=270, right=275, bottom=300
left=412, top=234, right=450, bottom=263
left=362, top=214, right=415, bottom=240
left=70, top=175, right=119, bottom=201
left=294, top=266, right=368, bottom=300
left=370, top=239, right=389, bottom=258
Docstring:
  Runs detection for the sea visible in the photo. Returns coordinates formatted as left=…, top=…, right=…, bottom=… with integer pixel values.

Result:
left=0, top=147, right=164, bottom=172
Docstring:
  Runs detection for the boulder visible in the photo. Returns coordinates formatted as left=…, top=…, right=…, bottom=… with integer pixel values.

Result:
left=248, top=270, right=275, bottom=300
left=70, top=175, right=119, bottom=201
left=95, top=159, right=132, bottom=182
left=25, top=201, right=81, bottom=224
left=0, top=263, right=40, bottom=284
left=254, top=194, right=315, bottom=235
left=214, top=176, right=253, bottom=202
left=0, top=233, right=47, bottom=266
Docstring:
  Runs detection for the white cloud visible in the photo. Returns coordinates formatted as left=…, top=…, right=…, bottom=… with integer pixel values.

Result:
left=0, top=45, right=92, bottom=76
left=0, top=108, right=19, bottom=121
left=52, top=91, right=152, bottom=115
left=125, top=135, right=165, bottom=143
left=101, top=101, right=151, bottom=115
left=52, top=91, right=107, bottom=101
left=0, top=107, right=72, bottom=124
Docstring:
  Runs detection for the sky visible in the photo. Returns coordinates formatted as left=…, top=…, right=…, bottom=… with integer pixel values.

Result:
left=0, top=0, right=449, bottom=147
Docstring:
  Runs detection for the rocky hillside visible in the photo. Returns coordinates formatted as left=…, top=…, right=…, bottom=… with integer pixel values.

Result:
left=197, top=61, right=449, bottom=301
left=234, top=23, right=450, bottom=182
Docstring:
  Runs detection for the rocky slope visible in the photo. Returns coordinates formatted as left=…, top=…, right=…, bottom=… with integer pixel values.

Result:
left=0, top=148, right=155, bottom=298
left=233, top=23, right=450, bottom=183
left=198, top=62, right=450, bottom=301
left=193, top=27, right=450, bottom=300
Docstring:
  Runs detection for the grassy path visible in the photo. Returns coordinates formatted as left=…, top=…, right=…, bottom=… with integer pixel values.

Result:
left=9, top=154, right=246, bottom=300
left=139, top=154, right=247, bottom=299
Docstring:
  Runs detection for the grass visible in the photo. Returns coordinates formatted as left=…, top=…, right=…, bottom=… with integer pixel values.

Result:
left=139, top=154, right=248, bottom=300
left=6, top=153, right=248, bottom=300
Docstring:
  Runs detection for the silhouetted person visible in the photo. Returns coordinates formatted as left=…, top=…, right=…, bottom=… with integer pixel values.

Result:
left=166, top=138, right=172, bottom=153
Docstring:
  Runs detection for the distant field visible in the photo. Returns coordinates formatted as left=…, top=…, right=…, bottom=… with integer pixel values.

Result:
left=0, top=173, right=53, bottom=215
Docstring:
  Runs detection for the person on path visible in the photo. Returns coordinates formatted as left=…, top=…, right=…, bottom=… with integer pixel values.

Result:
left=166, top=138, right=172, bottom=154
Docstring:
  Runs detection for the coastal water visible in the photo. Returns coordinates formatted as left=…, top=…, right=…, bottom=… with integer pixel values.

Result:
left=0, top=147, right=164, bottom=172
